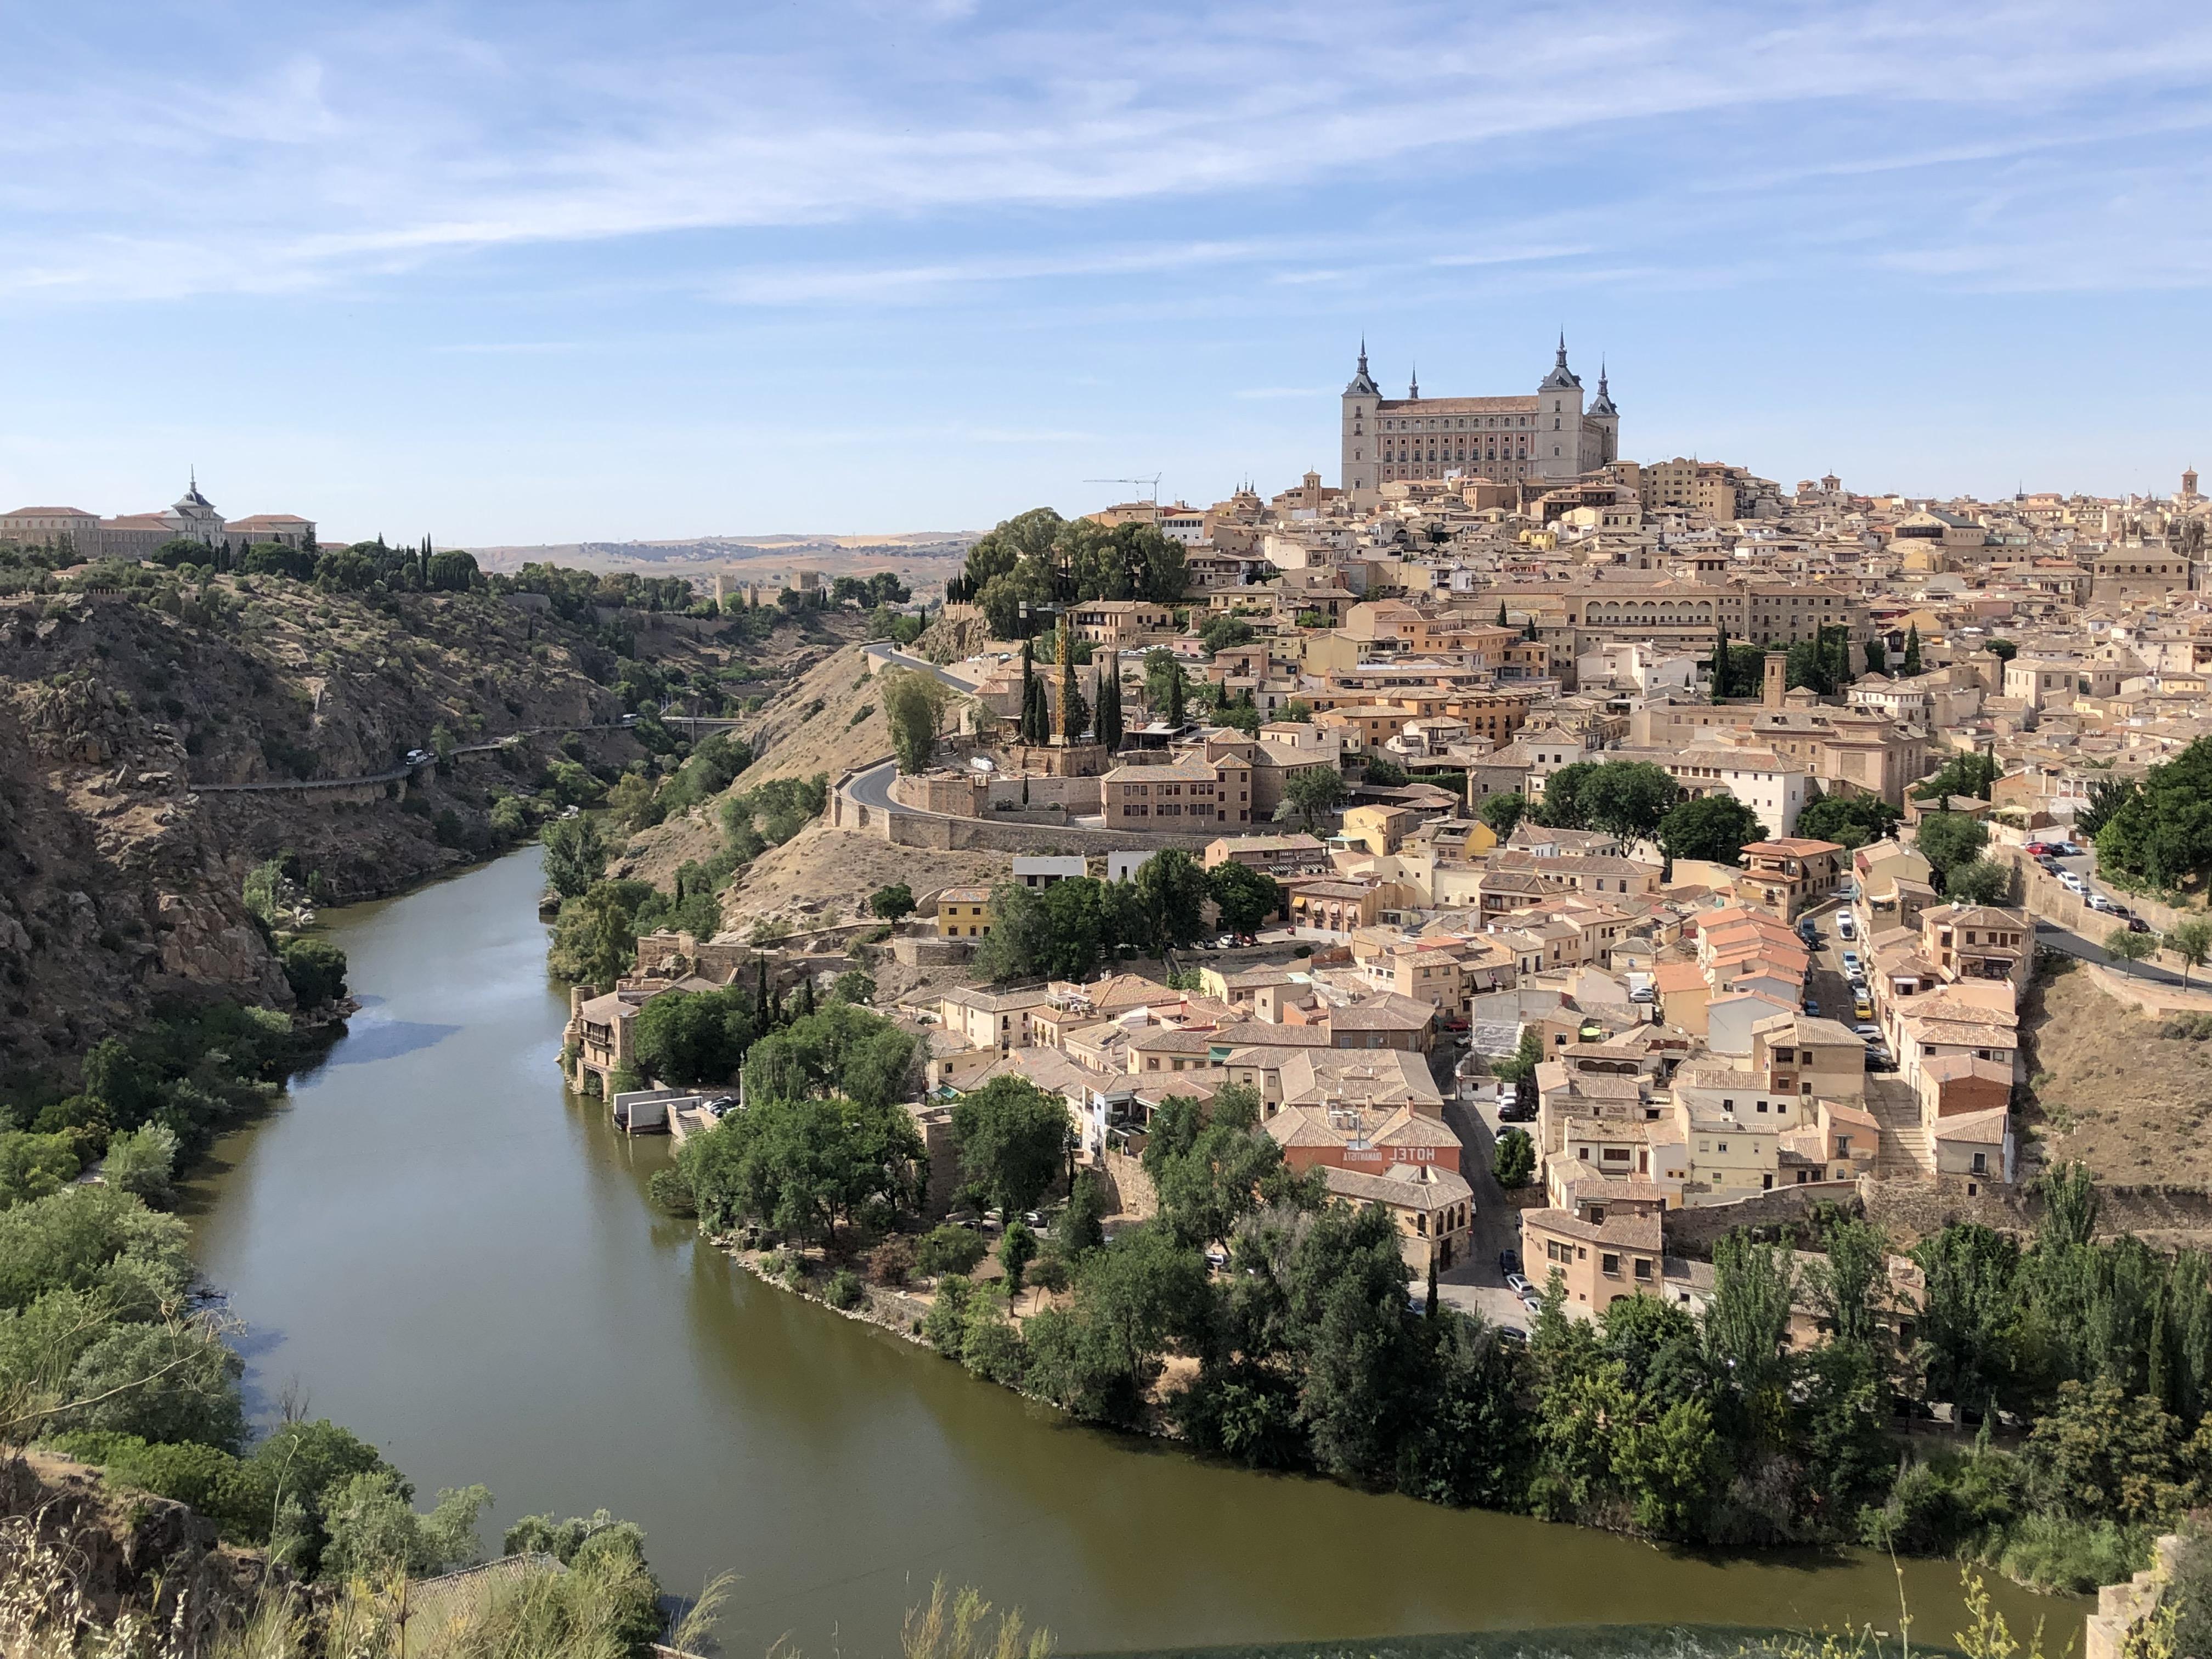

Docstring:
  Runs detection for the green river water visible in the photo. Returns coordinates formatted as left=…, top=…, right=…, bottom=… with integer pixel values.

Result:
left=184, top=848, right=2069, bottom=1657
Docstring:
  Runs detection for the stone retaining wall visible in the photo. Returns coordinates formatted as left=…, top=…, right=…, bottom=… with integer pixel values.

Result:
left=1662, top=1182, right=1862, bottom=1255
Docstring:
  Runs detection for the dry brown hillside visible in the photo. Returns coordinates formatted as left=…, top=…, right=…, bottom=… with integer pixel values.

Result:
left=725, top=643, right=896, bottom=789
left=2019, top=960, right=2212, bottom=1185
left=612, top=641, right=1012, bottom=936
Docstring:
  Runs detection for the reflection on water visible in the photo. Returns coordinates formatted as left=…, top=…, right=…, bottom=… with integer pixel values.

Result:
left=186, top=850, right=2068, bottom=1659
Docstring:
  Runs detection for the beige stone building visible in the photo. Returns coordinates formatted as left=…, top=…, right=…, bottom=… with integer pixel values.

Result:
left=1340, top=337, right=1619, bottom=495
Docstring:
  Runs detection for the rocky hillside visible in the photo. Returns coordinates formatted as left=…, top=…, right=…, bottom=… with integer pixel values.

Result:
left=0, top=579, right=828, bottom=1069
left=612, top=641, right=1009, bottom=935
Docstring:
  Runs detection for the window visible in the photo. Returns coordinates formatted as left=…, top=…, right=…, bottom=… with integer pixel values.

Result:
left=1601, top=1253, right=1621, bottom=1277
left=1633, top=1258, right=1652, bottom=1281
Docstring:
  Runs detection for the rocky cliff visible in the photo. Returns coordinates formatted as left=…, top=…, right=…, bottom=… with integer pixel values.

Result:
left=0, top=580, right=760, bottom=1069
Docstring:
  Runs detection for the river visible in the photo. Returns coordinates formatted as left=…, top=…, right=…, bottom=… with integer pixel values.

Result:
left=186, top=849, right=2067, bottom=1657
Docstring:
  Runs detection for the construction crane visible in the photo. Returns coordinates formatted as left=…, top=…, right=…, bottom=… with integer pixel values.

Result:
left=1083, top=474, right=1163, bottom=518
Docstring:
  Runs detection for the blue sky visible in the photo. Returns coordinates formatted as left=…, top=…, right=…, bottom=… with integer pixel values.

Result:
left=4, top=1, right=2210, bottom=545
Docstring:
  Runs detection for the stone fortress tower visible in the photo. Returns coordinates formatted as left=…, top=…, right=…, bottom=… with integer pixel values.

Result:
left=1341, top=336, right=1620, bottom=500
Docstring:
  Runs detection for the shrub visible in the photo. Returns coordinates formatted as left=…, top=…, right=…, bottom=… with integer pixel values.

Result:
left=961, top=1310, right=1027, bottom=1386
left=648, top=1166, right=697, bottom=1217
left=917, top=1224, right=988, bottom=1279
left=279, top=937, right=349, bottom=1009
left=923, top=1274, right=978, bottom=1355
left=868, top=1235, right=917, bottom=1287
left=825, top=1268, right=865, bottom=1311
left=1493, top=1128, right=1536, bottom=1189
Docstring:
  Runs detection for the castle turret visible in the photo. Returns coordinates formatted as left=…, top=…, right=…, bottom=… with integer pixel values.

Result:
left=1340, top=338, right=1380, bottom=496
left=1536, top=335, right=1585, bottom=482
left=1587, top=360, right=1620, bottom=466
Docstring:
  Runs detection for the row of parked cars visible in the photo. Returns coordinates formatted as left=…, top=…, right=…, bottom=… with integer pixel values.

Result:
left=1799, top=912, right=1896, bottom=1070
left=2028, top=843, right=2151, bottom=929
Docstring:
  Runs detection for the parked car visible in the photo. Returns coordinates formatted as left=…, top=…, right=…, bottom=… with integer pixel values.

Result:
left=2129, top=917, right=2153, bottom=933
left=618, top=712, right=640, bottom=727
left=1504, top=1272, right=1533, bottom=1298
left=1854, top=995, right=1876, bottom=1022
left=1841, top=950, right=1862, bottom=975
left=2087, top=894, right=2118, bottom=913
left=1214, top=935, right=1238, bottom=950
left=1498, top=1248, right=1521, bottom=1279
left=2024, top=842, right=2055, bottom=856
left=1836, top=914, right=1857, bottom=941
left=1496, top=1326, right=1528, bottom=1347
left=1851, top=1023, right=1881, bottom=1039
left=1803, top=997, right=1821, bottom=1015
left=2061, top=873, right=2088, bottom=894
left=1867, top=1046, right=1897, bottom=1072
left=404, top=748, right=435, bottom=766
left=1498, top=1097, right=1537, bottom=1124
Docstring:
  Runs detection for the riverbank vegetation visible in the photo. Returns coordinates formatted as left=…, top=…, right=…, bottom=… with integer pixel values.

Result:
left=658, top=1024, right=2212, bottom=1596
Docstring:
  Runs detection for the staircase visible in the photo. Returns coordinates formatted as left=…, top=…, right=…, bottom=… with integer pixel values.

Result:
left=1865, top=1080, right=1935, bottom=1177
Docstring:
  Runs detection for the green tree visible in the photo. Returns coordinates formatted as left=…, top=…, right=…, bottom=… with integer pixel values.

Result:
left=1000, top=1220, right=1039, bottom=1297
left=830, top=969, right=876, bottom=1005
left=541, top=815, right=611, bottom=900
left=1613, top=1395, right=1726, bottom=1541
left=869, top=882, right=916, bottom=921
left=1492, top=1127, right=1535, bottom=1188
left=1143, top=649, right=1183, bottom=716
left=2106, top=927, right=2157, bottom=974
left=1059, top=1170, right=1108, bottom=1256
left=1704, top=1233, right=1796, bottom=1409
left=1861, top=635, right=1888, bottom=675
left=604, top=771, right=661, bottom=833
left=62, top=1321, right=247, bottom=1451
left=1533, top=761, right=1596, bottom=829
left=2077, top=775, right=2139, bottom=840
left=951, top=1076, right=1069, bottom=1217
left=1916, top=812, right=1990, bottom=884
left=2096, top=741, right=2212, bottom=889
left=2166, top=917, right=2212, bottom=986
left=2021, top=1375, right=2189, bottom=1525
left=1207, top=861, right=1281, bottom=934
left=1902, top=624, right=1922, bottom=675
left=1945, top=859, right=2012, bottom=905
left=1276, top=768, right=1347, bottom=833
left=1658, top=793, right=1764, bottom=866
left=1793, top=792, right=1903, bottom=850
left=279, top=937, right=348, bottom=1009
left=0, top=1133, right=81, bottom=1209
left=320, top=1471, right=491, bottom=1580
left=1129, top=848, right=1210, bottom=955
left=1095, top=661, right=1125, bottom=753
left=679, top=1093, right=923, bottom=1241
left=1477, top=791, right=1528, bottom=839
left=101, top=1125, right=178, bottom=1209
left=917, top=1225, right=989, bottom=1278
left=1573, top=762, right=1681, bottom=845
left=741, top=1002, right=918, bottom=1113
left=546, top=880, right=651, bottom=985
left=632, top=989, right=750, bottom=1085
left=882, top=668, right=955, bottom=775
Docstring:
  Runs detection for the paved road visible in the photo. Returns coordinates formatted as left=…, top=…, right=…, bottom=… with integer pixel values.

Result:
left=864, top=645, right=972, bottom=691
left=847, top=758, right=905, bottom=815
left=1434, top=1045, right=1540, bottom=1332
left=189, top=719, right=636, bottom=794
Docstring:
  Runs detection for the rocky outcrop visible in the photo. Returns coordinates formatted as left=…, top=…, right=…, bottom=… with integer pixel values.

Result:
left=0, top=1452, right=275, bottom=1646
left=0, top=582, right=758, bottom=1070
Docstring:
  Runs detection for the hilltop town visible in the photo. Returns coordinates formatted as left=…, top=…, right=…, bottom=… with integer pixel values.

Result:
left=545, top=341, right=2212, bottom=1356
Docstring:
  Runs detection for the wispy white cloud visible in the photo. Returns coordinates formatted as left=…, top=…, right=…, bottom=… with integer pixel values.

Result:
left=7, top=0, right=2212, bottom=302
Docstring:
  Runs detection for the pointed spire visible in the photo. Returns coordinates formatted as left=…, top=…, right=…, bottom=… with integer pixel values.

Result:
left=1555, top=332, right=1568, bottom=367
left=1358, top=335, right=1368, bottom=374
left=1408, top=362, right=1419, bottom=399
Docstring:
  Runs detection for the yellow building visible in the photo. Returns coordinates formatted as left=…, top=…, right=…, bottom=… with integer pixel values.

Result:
left=935, top=887, right=993, bottom=939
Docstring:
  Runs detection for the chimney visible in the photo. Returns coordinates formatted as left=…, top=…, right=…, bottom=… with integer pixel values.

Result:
left=1762, top=651, right=1788, bottom=711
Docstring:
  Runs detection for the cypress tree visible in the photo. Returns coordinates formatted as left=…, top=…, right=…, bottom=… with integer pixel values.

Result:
left=1166, top=665, right=1186, bottom=727
left=1097, top=665, right=1122, bottom=753
left=1058, top=627, right=1079, bottom=742
left=1713, top=625, right=1731, bottom=700
left=1903, top=623, right=1922, bottom=676
left=1018, top=641, right=1037, bottom=743
left=1497, top=600, right=1508, bottom=628
left=755, top=955, right=769, bottom=1019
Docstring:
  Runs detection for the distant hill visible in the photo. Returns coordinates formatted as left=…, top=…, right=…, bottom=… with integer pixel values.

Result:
left=467, top=532, right=977, bottom=579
